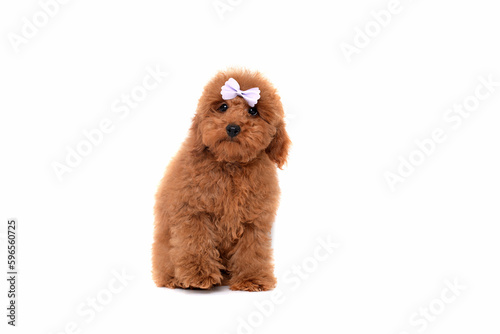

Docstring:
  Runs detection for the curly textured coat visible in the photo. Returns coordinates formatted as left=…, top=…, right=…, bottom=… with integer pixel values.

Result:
left=152, top=69, right=290, bottom=291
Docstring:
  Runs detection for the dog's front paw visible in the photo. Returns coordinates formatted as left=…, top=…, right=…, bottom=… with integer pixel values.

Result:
left=154, top=276, right=179, bottom=289
left=230, top=277, right=277, bottom=292
left=176, top=262, right=223, bottom=289
left=178, top=272, right=222, bottom=289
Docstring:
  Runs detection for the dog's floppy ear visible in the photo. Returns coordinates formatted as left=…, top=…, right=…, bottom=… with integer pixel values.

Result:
left=188, top=114, right=206, bottom=153
left=266, top=121, right=291, bottom=169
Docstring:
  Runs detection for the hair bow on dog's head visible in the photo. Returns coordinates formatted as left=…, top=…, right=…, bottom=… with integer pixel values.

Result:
left=221, top=78, right=260, bottom=107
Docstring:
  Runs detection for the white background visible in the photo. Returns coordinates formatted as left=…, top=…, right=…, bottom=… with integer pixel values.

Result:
left=1, top=0, right=500, bottom=333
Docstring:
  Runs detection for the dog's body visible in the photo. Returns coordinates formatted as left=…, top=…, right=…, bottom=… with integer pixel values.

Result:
left=152, top=69, right=290, bottom=291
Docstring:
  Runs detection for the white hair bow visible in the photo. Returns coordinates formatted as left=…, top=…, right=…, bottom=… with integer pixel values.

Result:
left=220, top=78, right=260, bottom=107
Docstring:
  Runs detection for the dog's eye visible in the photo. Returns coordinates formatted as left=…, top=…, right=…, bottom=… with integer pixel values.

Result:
left=248, top=107, right=258, bottom=116
left=218, top=103, right=228, bottom=112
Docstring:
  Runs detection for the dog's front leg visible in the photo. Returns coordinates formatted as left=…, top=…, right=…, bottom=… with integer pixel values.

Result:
left=170, top=213, right=224, bottom=289
left=228, top=223, right=277, bottom=291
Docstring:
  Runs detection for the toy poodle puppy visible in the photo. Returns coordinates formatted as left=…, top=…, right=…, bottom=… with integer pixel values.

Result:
left=152, top=68, right=290, bottom=291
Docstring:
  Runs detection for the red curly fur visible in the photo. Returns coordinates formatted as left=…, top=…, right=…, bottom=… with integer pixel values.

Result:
left=152, top=69, right=290, bottom=291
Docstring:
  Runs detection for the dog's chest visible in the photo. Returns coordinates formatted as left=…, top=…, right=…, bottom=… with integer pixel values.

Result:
left=198, top=164, right=263, bottom=223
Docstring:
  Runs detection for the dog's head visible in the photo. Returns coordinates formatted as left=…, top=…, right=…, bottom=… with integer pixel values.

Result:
left=189, top=69, right=290, bottom=168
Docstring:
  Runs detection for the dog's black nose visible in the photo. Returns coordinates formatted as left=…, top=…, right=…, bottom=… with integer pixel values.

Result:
left=226, top=124, right=241, bottom=138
